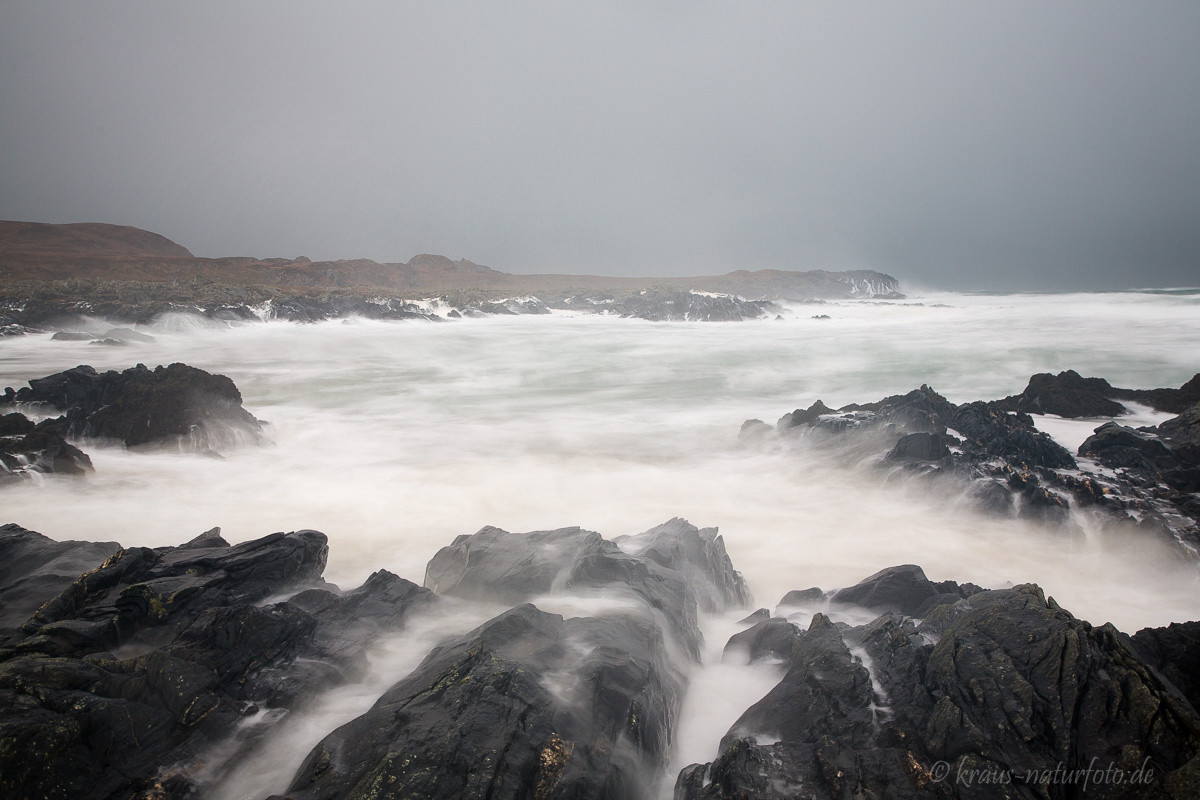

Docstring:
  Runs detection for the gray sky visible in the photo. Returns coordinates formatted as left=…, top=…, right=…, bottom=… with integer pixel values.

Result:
left=2, top=2, right=1198, bottom=290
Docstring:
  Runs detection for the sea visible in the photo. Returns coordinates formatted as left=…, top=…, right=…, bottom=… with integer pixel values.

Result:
left=2, top=288, right=1198, bottom=797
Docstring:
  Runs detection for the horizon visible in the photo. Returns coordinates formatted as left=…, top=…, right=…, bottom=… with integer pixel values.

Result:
left=2, top=3, right=1198, bottom=292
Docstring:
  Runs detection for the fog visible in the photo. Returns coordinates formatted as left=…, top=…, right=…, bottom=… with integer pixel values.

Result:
left=2, top=3, right=1199, bottom=289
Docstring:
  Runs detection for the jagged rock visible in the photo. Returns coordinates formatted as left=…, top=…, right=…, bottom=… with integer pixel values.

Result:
left=1160, top=402, right=1200, bottom=449
left=10, top=362, right=263, bottom=450
left=1080, top=421, right=1181, bottom=475
left=778, top=587, right=824, bottom=606
left=1134, top=621, right=1200, bottom=713
left=886, top=431, right=952, bottom=462
left=282, top=603, right=682, bottom=800
left=778, top=399, right=835, bottom=429
left=0, top=524, right=119, bottom=634
left=1112, top=373, right=1200, bottom=415
left=425, top=519, right=750, bottom=659
left=754, top=375, right=1200, bottom=543
left=0, top=528, right=432, bottom=800
left=829, top=564, right=976, bottom=617
left=997, top=369, right=1128, bottom=418
left=679, top=573, right=1200, bottom=800
left=723, top=618, right=800, bottom=664
left=0, top=412, right=93, bottom=481
left=738, top=608, right=771, bottom=625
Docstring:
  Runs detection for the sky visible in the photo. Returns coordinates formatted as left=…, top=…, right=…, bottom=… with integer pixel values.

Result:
left=1, top=2, right=1198, bottom=291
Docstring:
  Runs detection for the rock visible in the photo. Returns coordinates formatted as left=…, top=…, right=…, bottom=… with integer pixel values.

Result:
left=98, top=327, right=156, bottom=343
left=997, top=369, right=1128, bottom=418
left=0, top=412, right=93, bottom=482
left=283, top=603, right=683, bottom=800
left=778, top=399, right=835, bottom=429
left=723, top=618, right=800, bottom=663
left=778, top=587, right=824, bottom=606
left=829, top=564, right=971, bottom=617
left=425, top=519, right=751, bottom=658
left=1079, top=421, right=1181, bottom=475
left=886, top=431, right=952, bottom=462
left=679, top=573, right=1200, bottom=800
left=1133, top=621, right=1200, bottom=712
left=1160, top=401, right=1200, bottom=449
left=0, top=524, right=119, bottom=635
left=738, top=608, right=771, bottom=625
left=13, top=363, right=263, bottom=450
left=1112, top=373, right=1200, bottom=414
left=50, top=330, right=95, bottom=341
left=0, top=528, right=432, bottom=800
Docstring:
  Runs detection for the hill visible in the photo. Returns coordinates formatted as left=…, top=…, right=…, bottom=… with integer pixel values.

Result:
left=0, top=221, right=901, bottom=300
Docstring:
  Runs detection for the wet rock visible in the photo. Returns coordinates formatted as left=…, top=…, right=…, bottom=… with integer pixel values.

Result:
left=283, top=603, right=682, bottom=800
left=886, top=431, right=952, bottom=462
left=778, top=587, right=824, bottom=606
left=0, top=528, right=432, bottom=800
left=12, top=362, right=263, bottom=450
left=997, top=369, right=1128, bottom=418
left=1080, top=421, right=1181, bottom=475
left=1133, top=621, right=1200, bottom=712
left=679, top=573, right=1200, bottom=800
left=0, top=524, right=119, bottom=635
left=829, top=564, right=973, bottom=617
left=723, top=618, right=800, bottom=664
left=425, top=519, right=751, bottom=659
left=0, top=412, right=93, bottom=482
left=1160, top=402, right=1200, bottom=449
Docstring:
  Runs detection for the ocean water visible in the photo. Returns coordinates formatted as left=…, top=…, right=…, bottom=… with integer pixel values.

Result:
left=2, top=289, right=1199, bottom=796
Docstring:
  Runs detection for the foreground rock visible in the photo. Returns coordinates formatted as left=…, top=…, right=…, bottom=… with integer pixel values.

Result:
left=3, top=362, right=263, bottom=452
left=282, top=519, right=751, bottom=800
left=0, top=526, right=433, bottom=800
left=0, top=524, right=1197, bottom=799
left=756, top=373, right=1200, bottom=549
left=679, top=565, right=1200, bottom=799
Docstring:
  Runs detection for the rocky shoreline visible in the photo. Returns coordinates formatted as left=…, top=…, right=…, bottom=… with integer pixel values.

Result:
left=3, top=360, right=1200, bottom=797
left=743, top=369, right=1200, bottom=552
left=0, top=521, right=1197, bottom=799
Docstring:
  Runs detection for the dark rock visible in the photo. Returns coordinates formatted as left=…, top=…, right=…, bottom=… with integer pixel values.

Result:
left=1112, top=373, right=1200, bottom=414
left=98, top=327, right=155, bottom=343
left=282, top=603, right=682, bottom=800
left=738, top=608, right=771, bottom=625
left=1160, top=402, right=1200, bottom=449
left=997, top=369, right=1127, bottom=418
left=830, top=564, right=965, bottom=617
left=778, top=399, right=835, bottom=429
left=50, top=330, right=95, bottom=341
left=1133, top=621, right=1200, bottom=712
left=0, top=528, right=432, bottom=800
left=425, top=519, right=751, bottom=659
left=723, top=618, right=800, bottom=664
left=886, top=431, right=952, bottom=462
left=778, top=587, right=824, bottom=606
left=14, top=362, right=263, bottom=450
left=0, top=412, right=93, bottom=481
left=679, top=575, right=1200, bottom=800
left=1080, top=421, right=1181, bottom=475
left=0, top=524, right=119, bottom=634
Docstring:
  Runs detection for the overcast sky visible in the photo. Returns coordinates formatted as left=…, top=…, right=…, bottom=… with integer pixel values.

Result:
left=2, top=2, right=1198, bottom=290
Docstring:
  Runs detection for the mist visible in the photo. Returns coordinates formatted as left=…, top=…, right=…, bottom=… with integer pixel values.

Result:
left=2, top=3, right=1199, bottom=290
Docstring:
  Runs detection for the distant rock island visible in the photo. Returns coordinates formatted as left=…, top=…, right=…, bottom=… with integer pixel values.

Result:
left=0, top=221, right=902, bottom=328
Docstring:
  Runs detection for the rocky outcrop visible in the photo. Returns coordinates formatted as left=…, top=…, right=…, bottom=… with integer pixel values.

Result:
left=0, top=525, right=1197, bottom=800
left=3, top=363, right=263, bottom=451
left=997, top=370, right=1200, bottom=418
left=679, top=567, right=1200, bottom=800
left=753, top=373, right=1200, bottom=547
left=0, top=526, right=433, bottom=800
left=0, top=412, right=93, bottom=482
left=283, top=520, right=749, bottom=800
